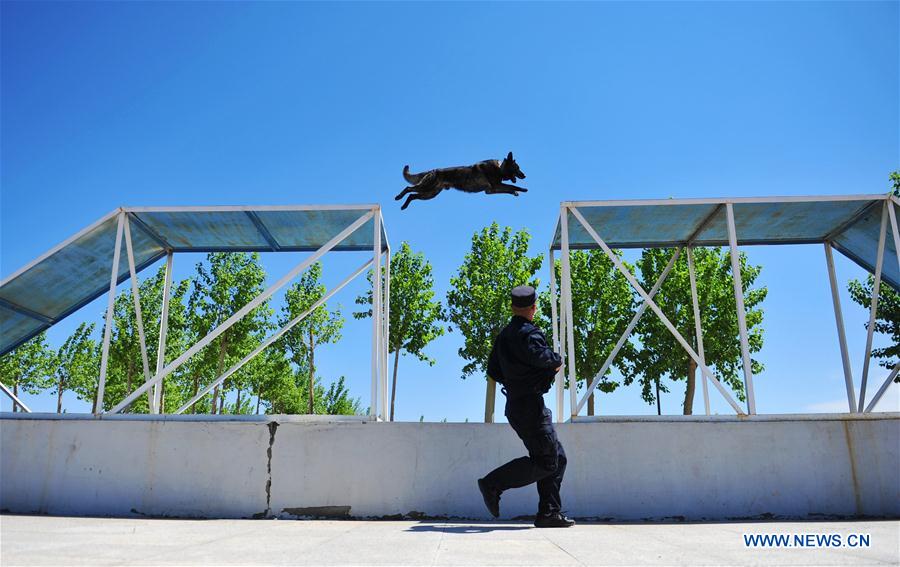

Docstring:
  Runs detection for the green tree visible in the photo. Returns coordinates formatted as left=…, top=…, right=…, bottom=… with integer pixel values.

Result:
left=632, top=247, right=767, bottom=414
left=354, top=241, right=446, bottom=421
left=245, top=343, right=297, bottom=414
left=321, top=376, right=362, bottom=415
left=539, top=249, right=637, bottom=415
left=100, top=265, right=192, bottom=413
left=187, top=253, right=271, bottom=414
left=280, top=262, right=344, bottom=414
left=849, top=276, right=899, bottom=374
left=0, top=333, right=55, bottom=411
left=447, top=223, right=544, bottom=422
left=51, top=323, right=98, bottom=413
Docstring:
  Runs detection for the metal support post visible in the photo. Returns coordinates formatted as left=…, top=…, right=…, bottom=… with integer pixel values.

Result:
left=97, top=212, right=125, bottom=414
left=154, top=251, right=173, bottom=413
left=570, top=207, right=745, bottom=415
left=725, top=203, right=756, bottom=414
left=888, top=200, right=900, bottom=271
left=371, top=208, right=382, bottom=420
left=687, top=248, right=710, bottom=416
left=123, top=216, right=154, bottom=413
left=824, top=242, right=857, bottom=412
left=1, top=381, right=32, bottom=412
left=559, top=206, right=578, bottom=420
left=858, top=202, right=888, bottom=413
left=548, top=249, right=564, bottom=422
left=381, top=241, right=390, bottom=421
left=109, top=210, right=374, bottom=414
left=864, top=362, right=900, bottom=413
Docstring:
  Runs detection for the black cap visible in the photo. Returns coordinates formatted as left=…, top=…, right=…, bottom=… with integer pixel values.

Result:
left=511, top=285, right=536, bottom=307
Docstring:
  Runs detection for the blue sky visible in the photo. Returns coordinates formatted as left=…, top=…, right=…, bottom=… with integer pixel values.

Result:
left=2, top=1, right=898, bottom=420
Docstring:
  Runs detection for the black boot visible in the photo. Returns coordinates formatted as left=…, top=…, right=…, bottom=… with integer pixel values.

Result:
left=477, top=478, right=501, bottom=518
left=534, top=512, right=575, bottom=528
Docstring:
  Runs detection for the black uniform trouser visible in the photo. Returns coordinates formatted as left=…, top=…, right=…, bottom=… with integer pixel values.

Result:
left=482, top=396, right=567, bottom=515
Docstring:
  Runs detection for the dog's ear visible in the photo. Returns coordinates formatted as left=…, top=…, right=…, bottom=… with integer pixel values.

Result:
left=507, top=151, right=514, bottom=161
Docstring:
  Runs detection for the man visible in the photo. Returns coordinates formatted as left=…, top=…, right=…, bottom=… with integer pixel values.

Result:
left=477, top=285, right=575, bottom=528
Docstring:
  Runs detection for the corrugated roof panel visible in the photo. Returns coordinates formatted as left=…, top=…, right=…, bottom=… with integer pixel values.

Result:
left=833, top=203, right=899, bottom=292
left=693, top=200, right=874, bottom=246
left=133, top=211, right=270, bottom=250
left=0, top=206, right=382, bottom=356
left=0, top=306, right=50, bottom=355
left=552, top=197, right=890, bottom=250
left=563, top=203, right=720, bottom=249
left=0, top=216, right=164, bottom=320
left=255, top=209, right=378, bottom=251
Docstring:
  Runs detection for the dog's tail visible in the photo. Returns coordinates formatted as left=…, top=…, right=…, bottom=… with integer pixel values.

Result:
left=403, top=165, right=425, bottom=185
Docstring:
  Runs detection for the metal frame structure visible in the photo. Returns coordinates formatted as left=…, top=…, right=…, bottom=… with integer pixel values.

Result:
left=1, top=205, right=391, bottom=419
left=549, top=195, right=900, bottom=422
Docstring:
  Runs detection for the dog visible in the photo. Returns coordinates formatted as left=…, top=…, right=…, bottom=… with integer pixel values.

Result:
left=395, top=152, right=527, bottom=210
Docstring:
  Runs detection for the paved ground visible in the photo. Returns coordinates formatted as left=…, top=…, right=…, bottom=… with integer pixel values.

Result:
left=1, top=515, right=897, bottom=566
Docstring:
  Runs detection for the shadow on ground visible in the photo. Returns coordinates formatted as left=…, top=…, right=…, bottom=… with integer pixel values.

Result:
left=406, top=522, right=532, bottom=533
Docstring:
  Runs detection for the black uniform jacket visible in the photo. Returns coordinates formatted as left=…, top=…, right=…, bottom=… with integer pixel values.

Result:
left=487, top=316, right=562, bottom=401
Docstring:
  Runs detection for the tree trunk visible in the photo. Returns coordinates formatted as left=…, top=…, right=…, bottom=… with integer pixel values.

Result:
left=683, top=358, right=697, bottom=415
left=255, top=393, right=261, bottom=415
left=218, top=392, right=225, bottom=414
left=211, top=337, right=228, bottom=414
left=12, top=381, right=18, bottom=413
left=587, top=391, right=595, bottom=416
left=191, top=375, right=200, bottom=414
left=92, top=383, right=99, bottom=414
left=655, top=378, right=661, bottom=415
left=126, top=362, right=134, bottom=414
left=57, top=376, right=65, bottom=414
left=484, top=377, right=496, bottom=423
left=389, top=348, right=400, bottom=422
left=235, top=387, right=242, bottom=415
left=308, top=330, right=315, bottom=414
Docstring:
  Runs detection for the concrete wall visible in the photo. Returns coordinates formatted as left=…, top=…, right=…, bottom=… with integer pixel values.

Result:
left=1, top=413, right=897, bottom=520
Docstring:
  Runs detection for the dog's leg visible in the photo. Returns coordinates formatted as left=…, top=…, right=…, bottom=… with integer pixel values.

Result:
left=498, top=183, right=527, bottom=192
left=395, top=186, right=415, bottom=201
left=401, top=191, right=440, bottom=210
left=396, top=174, right=438, bottom=201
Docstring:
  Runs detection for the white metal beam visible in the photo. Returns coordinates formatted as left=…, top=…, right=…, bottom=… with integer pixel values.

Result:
left=726, top=203, right=756, bottom=414
left=888, top=200, right=900, bottom=272
left=824, top=242, right=856, bottom=413
left=123, top=216, right=154, bottom=413
left=858, top=203, right=888, bottom=413
left=108, top=210, right=375, bottom=414
left=574, top=248, right=682, bottom=416
left=371, top=208, right=382, bottom=420
left=548, top=248, right=564, bottom=422
left=381, top=242, right=391, bottom=421
left=570, top=207, right=746, bottom=415
left=559, top=206, right=578, bottom=420
left=864, top=362, right=900, bottom=413
left=96, top=213, right=125, bottom=414
left=175, top=257, right=374, bottom=415
left=687, top=247, right=710, bottom=416
left=154, top=251, right=174, bottom=413
left=1, top=381, right=32, bottom=413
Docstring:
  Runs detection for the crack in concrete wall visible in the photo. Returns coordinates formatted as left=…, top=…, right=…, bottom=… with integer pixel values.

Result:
left=253, top=421, right=279, bottom=519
